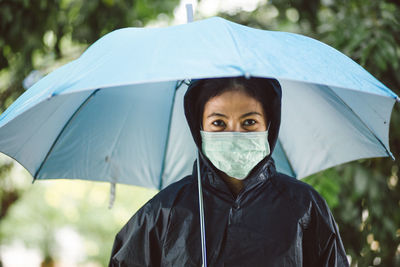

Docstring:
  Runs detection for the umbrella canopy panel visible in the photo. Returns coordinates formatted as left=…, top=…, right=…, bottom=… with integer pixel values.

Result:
left=161, top=82, right=197, bottom=188
left=0, top=91, right=93, bottom=173
left=279, top=80, right=394, bottom=178
left=36, top=81, right=178, bottom=188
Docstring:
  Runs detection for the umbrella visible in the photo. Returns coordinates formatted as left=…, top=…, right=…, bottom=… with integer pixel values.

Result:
left=0, top=17, right=398, bottom=190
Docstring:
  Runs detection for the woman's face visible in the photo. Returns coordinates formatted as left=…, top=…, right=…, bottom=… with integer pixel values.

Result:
left=202, top=88, right=267, bottom=132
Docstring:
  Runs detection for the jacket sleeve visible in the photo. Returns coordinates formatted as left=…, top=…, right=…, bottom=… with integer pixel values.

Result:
left=109, top=200, right=168, bottom=267
left=302, top=192, right=349, bottom=267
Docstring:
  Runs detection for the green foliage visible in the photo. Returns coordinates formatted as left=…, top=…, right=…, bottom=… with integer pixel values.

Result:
left=303, top=168, right=341, bottom=209
left=0, top=177, right=157, bottom=265
left=0, top=161, right=18, bottom=220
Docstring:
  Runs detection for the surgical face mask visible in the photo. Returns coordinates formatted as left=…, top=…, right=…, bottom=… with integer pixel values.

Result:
left=200, top=130, right=270, bottom=180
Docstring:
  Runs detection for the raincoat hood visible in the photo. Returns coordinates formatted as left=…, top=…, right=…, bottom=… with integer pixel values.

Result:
left=183, top=76, right=282, bottom=174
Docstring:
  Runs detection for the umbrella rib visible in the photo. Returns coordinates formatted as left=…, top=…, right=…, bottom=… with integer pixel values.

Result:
left=158, top=81, right=182, bottom=190
left=326, top=86, right=395, bottom=160
left=33, top=89, right=100, bottom=181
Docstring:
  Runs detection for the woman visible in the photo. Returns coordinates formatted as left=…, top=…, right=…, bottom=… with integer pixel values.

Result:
left=109, top=77, right=349, bottom=266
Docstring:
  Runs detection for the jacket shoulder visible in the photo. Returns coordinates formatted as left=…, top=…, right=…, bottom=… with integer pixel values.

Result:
left=270, top=172, right=331, bottom=218
left=109, top=175, right=195, bottom=266
left=117, top=175, right=194, bottom=235
left=271, top=172, right=321, bottom=199
left=272, top=173, right=350, bottom=266
left=148, top=175, right=195, bottom=208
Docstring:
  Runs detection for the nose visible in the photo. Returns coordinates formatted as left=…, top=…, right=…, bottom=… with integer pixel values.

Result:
left=225, top=122, right=245, bottom=132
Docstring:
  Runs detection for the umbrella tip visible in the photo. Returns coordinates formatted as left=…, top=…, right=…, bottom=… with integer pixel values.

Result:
left=388, top=150, right=396, bottom=161
left=396, top=96, right=400, bottom=103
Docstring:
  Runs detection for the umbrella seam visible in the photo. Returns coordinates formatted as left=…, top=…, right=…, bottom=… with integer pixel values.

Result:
left=34, top=89, right=100, bottom=180
left=223, top=20, right=247, bottom=76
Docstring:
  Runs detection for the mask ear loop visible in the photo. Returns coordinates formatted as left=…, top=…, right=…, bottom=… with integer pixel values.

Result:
left=197, top=151, right=207, bottom=267
left=266, top=121, right=271, bottom=132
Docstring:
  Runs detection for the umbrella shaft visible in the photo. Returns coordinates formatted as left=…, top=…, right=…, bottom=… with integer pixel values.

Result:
left=197, top=152, right=207, bottom=267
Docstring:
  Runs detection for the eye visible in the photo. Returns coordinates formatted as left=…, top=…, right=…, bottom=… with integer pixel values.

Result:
left=243, top=119, right=256, bottom=127
left=212, top=120, right=226, bottom=127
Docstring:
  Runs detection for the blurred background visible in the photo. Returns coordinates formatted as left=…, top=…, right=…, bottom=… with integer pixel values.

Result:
left=0, top=0, right=399, bottom=266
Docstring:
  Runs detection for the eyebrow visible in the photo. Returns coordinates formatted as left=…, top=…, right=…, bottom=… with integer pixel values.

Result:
left=207, top=112, right=228, bottom=118
left=206, top=111, right=263, bottom=119
left=240, top=112, right=263, bottom=119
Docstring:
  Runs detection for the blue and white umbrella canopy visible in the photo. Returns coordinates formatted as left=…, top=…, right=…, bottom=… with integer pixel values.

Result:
left=0, top=17, right=398, bottom=189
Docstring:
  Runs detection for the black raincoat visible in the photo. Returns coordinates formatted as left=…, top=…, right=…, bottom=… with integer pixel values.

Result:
left=109, top=78, right=349, bottom=267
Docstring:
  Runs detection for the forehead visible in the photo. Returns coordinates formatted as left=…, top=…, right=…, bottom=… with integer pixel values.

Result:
left=203, top=89, right=264, bottom=113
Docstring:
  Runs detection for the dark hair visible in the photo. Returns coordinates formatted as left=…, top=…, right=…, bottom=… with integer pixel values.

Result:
left=188, top=76, right=280, bottom=127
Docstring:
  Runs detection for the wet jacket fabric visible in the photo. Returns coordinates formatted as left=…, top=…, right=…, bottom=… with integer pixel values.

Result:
left=109, top=77, right=349, bottom=266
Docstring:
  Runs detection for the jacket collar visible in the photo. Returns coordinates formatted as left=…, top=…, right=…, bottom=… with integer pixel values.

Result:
left=194, top=153, right=277, bottom=196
